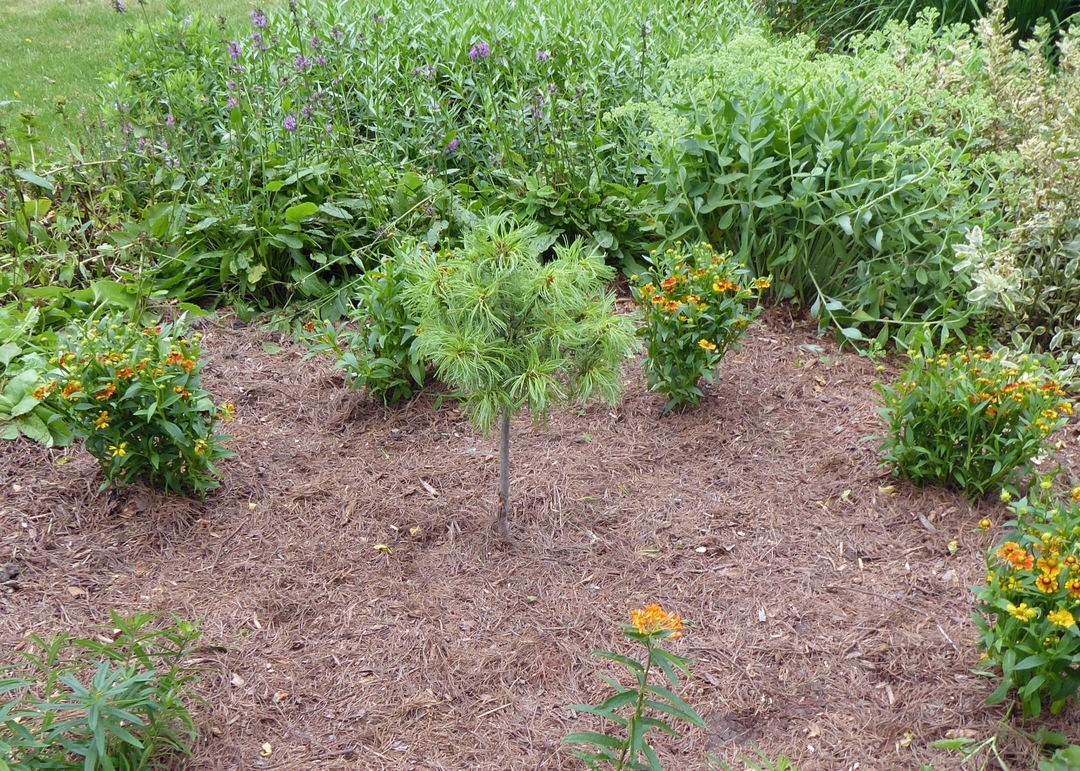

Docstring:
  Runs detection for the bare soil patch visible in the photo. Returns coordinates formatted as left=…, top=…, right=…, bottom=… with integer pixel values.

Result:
left=3, top=309, right=1078, bottom=770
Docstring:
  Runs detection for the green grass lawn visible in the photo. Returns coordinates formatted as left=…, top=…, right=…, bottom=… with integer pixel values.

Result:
left=0, top=0, right=275, bottom=147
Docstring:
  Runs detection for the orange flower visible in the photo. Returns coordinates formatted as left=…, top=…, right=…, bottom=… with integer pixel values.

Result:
left=141, top=326, right=162, bottom=336
left=115, top=367, right=135, bottom=381
left=660, top=277, right=679, bottom=293
left=95, top=383, right=116, bottom=401
left=165, top=351, right=185, bottom=365
left=1066, top=578, right=1080, bottom=600
left=181, top=359, right=196, bottom=373
left=61, top=381, right=82, bottom=400
left=629, top=605, right=683, bottom=638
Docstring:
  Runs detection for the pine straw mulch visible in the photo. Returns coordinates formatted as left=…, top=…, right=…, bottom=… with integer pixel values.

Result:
left=2, top=307, right=1079, bottom=771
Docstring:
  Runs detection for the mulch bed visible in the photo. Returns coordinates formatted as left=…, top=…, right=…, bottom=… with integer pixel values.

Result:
left=3, top=308, right=1078, bottom=770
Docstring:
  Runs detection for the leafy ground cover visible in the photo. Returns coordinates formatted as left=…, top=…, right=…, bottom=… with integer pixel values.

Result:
left=2, top=313, right=1078, bottom=770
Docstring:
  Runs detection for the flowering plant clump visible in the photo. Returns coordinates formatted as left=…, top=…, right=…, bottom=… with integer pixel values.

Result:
left=876, top=343, right=1073, bottom=499
left=563, top=605, right=705, bottom=770
left=41, top=314, right=234, bottom=497
left=630, top=242, right=767, bottom=410
left=974, top=484, right=1080, bottom=718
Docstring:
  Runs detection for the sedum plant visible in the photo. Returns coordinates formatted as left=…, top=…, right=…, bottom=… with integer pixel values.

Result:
left=630, top=242, right=767, bottom=410
left=875, top=338, right=1072, bottom=500
left=41, top=313, right=234, bottom=497
left=403, top=215, right=637, bottom=537
left=974, top=482, right=1080, bottom=719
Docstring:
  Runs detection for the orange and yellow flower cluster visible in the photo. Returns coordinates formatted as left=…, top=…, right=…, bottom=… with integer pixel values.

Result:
left=630, top=605, right=683, bottom=638
left=993, top=529, right=1079, bottom=630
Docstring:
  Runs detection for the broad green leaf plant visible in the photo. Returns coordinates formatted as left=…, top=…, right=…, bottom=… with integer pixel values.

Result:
left=403, top=215, right=637, bottom=536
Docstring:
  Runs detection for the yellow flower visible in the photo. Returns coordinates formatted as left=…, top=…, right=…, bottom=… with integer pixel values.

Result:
left=698, top=339, right=717, bottom=352
left=1048, top=609, right=1075, bottom=628
left=1001, top=490, right=1012, bottom=503
left=108, top=442, right=129, bottom=458
left=93, top=411, right=110, bottom=431
left=193, top=440, right=208, bottom=456
left=1058, top=401, right=1073, bottom=416
left=754, top=278, right=771, bottom=290
left=630, top=605, right=683, bottom=638
left=1036, top=573, right=1059, bottom=593
left=979, top=519, right=991, bottom=530
left=220, top=403, right=236, bottom=423
left=1007, top=602, right=1038, bottom=622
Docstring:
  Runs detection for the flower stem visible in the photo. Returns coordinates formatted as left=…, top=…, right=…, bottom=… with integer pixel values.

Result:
left=616, top=638, right=653, bottom=771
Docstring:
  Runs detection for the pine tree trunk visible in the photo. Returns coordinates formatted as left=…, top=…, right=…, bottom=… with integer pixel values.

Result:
left=496, top=409, right=511, bottom=539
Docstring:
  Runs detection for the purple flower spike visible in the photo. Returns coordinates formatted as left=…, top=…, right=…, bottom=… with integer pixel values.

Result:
left=283, top=116, right=298, bottom=132
left=227, top=96, right=239, bottom=110
left=315, top=54, right=327, bottom=66
left=445, top=137, right=459, bottom=154
left=310, top=36, right=320, bottom=49
left=112, top=0, right=126, bottom=14
left=536, top=50, right=550, bottom=61
left=165, top=114, right=175, bottom=128
left=228, top=40, right=242, bottom=60
left=252, top=9, right=268, bottom=28
left=468, top=41, right=490, bottom=60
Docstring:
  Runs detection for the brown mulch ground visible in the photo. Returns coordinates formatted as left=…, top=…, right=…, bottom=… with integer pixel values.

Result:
left=3, top=308, right=1079, bottom=771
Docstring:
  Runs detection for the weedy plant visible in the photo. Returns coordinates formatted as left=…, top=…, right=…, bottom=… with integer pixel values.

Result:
left=974, top=480, right=1080, bottom=718
left=630, top=241, right=767, bottom=410
left=402, top=215, right=637, bottom=536
left=300, top=246, right=427, bottom=404
left=0, top=611, right=202, bottom=771
left=41, top=312, right=234, bottom=496
left=875, top=336, right=1073, bottom=499
left=563, top=605, right=705, bottom=770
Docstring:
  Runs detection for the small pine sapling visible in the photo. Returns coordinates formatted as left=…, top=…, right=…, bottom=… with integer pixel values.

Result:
left=403, top=216, right=637, bottom=537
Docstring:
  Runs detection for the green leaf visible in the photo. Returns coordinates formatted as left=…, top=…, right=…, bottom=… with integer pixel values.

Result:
left=929, top=738, right=975, bottom=750
left=90, top=280, right=136, bottom=310
left=644, top=685, right=705, bottom=728
left=0, top=342, right=21, bottom=367
left=592, top=651, right=645, bottom=674
left=14, top=168, right=54, bottom=194
left=16, top=412, right=51, bottom=445
left=599, top=689, right=638, bottom=712
left=284, top=202, right=320, bottom=222
left=562, top=732, right=624, bottom=749
left=247, top=264, right=267, bottom=284
left=753, top=194, right=784, bottom=209
left=10, top=393, right=38, bottom=418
